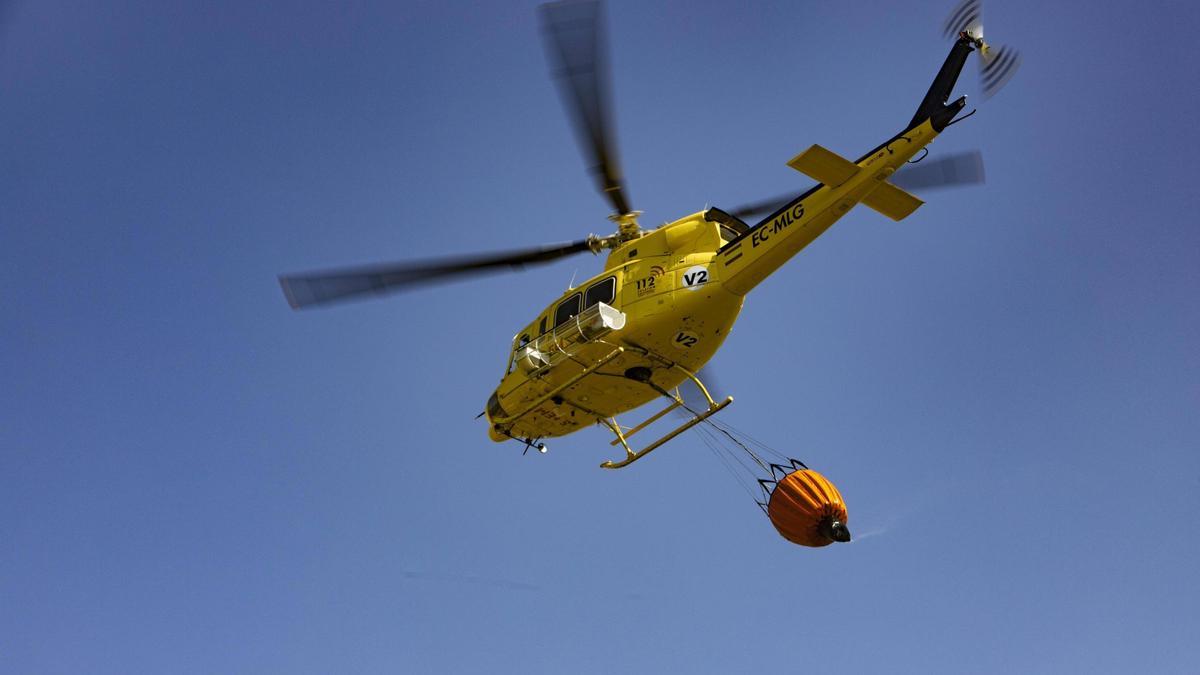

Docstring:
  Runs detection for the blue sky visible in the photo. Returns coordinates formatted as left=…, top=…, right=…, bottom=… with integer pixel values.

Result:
left=2, top=1, right=1198, bottom=673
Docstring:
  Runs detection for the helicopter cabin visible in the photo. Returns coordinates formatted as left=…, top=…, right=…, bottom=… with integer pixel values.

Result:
left=487, top=209, right=748, bottom=446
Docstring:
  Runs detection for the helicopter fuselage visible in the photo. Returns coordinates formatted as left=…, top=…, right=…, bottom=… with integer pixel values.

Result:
left=485, top=117, right=944, bottom=444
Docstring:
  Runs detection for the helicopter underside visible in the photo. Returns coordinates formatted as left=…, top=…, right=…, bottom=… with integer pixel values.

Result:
left=486, top=278, right=743, bottom=446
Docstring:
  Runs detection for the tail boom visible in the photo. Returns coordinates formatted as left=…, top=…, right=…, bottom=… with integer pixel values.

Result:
left=718, top=119, right=939, bottom=296
left=716, top=32, right=985, bottom=297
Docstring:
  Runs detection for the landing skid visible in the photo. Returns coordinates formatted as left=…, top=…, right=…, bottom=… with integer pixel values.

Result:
left=598, top=362, right=732, bottom=469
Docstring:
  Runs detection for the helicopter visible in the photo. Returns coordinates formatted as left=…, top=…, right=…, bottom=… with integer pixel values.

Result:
left=279, top=0, right=1021, bottom=470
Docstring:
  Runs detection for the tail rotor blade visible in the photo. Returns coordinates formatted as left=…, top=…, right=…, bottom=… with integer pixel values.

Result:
left=942, top=0, right=1021, bottom=99
left=943, top=0, right=983, bottom=39
left=979, top=44, right=1022, bottom=99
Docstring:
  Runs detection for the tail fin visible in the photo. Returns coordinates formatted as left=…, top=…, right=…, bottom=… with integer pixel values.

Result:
left=861, top=182, right=924, bottom=221
left=787, top=145, right=859, bottom=188
left=788, top=145, right=924, bottom=221
left=908, top=36, right=973, bottom=131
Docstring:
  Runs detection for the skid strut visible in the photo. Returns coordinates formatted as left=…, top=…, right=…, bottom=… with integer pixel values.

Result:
left=599, top=362, right=732, bottom=469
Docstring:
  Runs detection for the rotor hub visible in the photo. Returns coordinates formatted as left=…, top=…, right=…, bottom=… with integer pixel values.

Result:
left=960, top=30, right=988, bottom=53
left=608, top=211, right=643, bottom=242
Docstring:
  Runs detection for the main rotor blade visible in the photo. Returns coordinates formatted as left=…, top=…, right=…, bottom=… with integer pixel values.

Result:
left=728, top=151, right=986, bottom=220
left=890, top=150, right=985, bottom=191
left=279, top=240, right=595, bottom=310
left=678, top=367, right=725, bottom=414
left=540, top=0, right=631, bottom=215
left=728, top=195, right=794, bottom=220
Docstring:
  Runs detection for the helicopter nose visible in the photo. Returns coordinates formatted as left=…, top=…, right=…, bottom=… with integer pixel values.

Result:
left=485, top=392, right=509, bottom=443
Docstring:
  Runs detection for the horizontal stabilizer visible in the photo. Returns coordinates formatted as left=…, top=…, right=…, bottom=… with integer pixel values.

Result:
left=787, top=144, right=859, bottom=187
left=862, top=181, right=924, bottom=221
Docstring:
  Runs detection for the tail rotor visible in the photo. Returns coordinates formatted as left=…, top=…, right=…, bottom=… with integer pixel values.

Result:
left=943, top=0, right=1022, bottom=100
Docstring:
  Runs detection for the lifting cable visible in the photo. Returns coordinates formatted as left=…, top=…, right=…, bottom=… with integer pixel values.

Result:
left=673, top=394, right=807, bottom=508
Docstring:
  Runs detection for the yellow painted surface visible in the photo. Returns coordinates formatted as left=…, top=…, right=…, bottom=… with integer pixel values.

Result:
left=485, top=120, right=942, bottom=443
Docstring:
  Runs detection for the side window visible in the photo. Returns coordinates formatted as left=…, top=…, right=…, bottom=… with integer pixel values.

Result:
left=554, top=293, right=582, bottom=327
left=538, top=317, right=547, bottom=335
left=584, top=276, right=616, bottom=308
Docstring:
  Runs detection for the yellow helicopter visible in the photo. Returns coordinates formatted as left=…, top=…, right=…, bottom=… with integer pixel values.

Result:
left=280, top=0, right=1020, bottom=470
